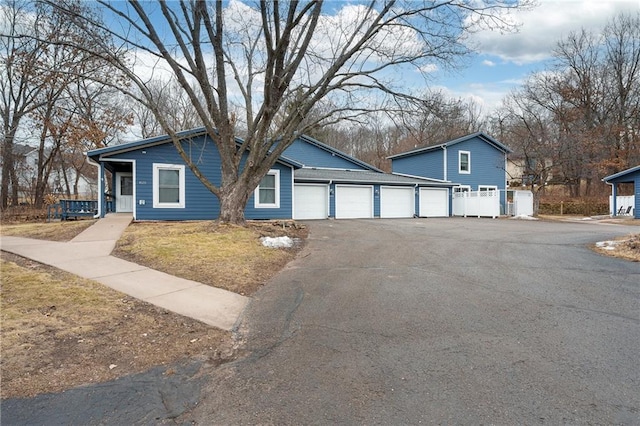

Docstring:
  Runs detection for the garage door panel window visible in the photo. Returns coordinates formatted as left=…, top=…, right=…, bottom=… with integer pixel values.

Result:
left=153, top=164, right=185, bottom=208
left=255, top=170, right=280, bottom=208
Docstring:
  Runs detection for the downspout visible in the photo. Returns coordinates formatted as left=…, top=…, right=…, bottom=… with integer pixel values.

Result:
left=504, top=153, right=508, bottom=215
left=87, top=156, right=102, bottom=219
left=329, top=179, right=333, bottom=218
left=442, top=146, right=447, bottom=181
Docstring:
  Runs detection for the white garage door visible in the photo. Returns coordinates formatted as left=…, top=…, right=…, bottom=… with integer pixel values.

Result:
left=419, top=188, right=449, bottom=217
left=335, top=185, right=373, bottom=219
left=294, top=184, right=328, bottom=219
left=380, top=186, right=414, bottom=218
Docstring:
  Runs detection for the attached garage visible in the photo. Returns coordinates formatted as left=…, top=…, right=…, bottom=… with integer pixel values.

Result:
left=380, top=186, right=414, bottom=218
left=294, top=184, right=328, bottom=219
left=294, top=168, right=456, bottom=219
left=335, top=185, right=373, bottom=219
left=419, top=188, right=449, bottom=217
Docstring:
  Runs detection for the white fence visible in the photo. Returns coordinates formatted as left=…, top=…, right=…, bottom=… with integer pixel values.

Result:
left=507, top=190, right=534, bottom=216
left=452, top=190, right=500, bottom=218
left=609, top=195, right=635, bottom=215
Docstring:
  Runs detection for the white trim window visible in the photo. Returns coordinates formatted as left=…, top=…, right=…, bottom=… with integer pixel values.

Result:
left=479, top=185, right=498, bottom=192
left=454, top=185, right=471, bottom=193
left=459, top=150, right=471, bottom=174
left=153, top=163, right=185, bottom=208
left=255, top=169, right=280, bottom=208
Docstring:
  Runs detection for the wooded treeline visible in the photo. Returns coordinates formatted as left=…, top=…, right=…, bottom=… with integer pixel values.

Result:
left=0, top=0, right=131, bottom=209
left=1, top=1, right=637, bottom=213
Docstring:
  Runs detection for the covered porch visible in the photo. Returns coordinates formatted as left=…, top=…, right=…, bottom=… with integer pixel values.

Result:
left=91, top=159, right=135, bottom=218
left=603, top=165, right=640, bottom=219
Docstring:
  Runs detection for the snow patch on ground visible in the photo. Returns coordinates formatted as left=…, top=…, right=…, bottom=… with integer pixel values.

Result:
left=509, top=214, right=539, bottom=220
left=595, top=240, right=619, bottom=251
left=261, top=236, right=294, bottom=248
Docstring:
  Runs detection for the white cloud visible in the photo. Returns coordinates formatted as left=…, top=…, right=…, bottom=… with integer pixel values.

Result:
left=431, top=81, right=514, bottom=116
left=419, top=64, right=439, bottom=73
left=468, top=0, right=639, bottom=64
left=482, top=60, right=496, bottom=67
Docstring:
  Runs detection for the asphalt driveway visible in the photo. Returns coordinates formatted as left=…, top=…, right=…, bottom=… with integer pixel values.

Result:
left=3, top=218, right=639, bottom=424
left=190, top=218, right=639, bottom=424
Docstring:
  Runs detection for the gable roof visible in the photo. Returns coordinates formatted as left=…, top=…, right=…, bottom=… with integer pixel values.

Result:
left=87, top=127, right=379, bottom=171
left=295, top=134, right=383, bottom=172
left=387, top=132, right=513, bottom=160
left=87, top=127, right=304, bottom=169
left=602, top=165, right=640, bottom=183
left=87, top=127, right=210, bottom=158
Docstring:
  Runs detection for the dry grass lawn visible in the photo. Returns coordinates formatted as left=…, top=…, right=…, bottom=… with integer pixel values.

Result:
left=0, top=253, right=233, bottom=399
left=112, top=221, right=307, bottom=295
left=1, top=219, right=96, bottom=241
left=1, top=219, right=307, bottom=398
left=593, top=234, right=640, bottom=262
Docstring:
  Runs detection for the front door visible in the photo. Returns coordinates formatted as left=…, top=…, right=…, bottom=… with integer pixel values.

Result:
left=116, top=172, right=133, bottom=212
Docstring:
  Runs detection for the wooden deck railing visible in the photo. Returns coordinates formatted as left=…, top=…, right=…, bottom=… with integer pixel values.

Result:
left=47, top=199, right=115, bottom=221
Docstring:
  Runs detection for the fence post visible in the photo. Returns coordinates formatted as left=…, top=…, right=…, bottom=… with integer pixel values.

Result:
left=560, top=201, right=563, bottom=216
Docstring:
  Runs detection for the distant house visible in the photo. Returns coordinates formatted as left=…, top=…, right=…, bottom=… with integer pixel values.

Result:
left=388, top=132, right=512, bottom=217
left=506, top=156, right=554, bottom=188
left=603, top=165, right=639, bottom=219
left=87, top=128, right=456, bottom=220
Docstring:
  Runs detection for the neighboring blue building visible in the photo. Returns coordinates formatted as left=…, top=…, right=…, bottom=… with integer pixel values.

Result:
left=87, top=128, right=455, bottom=221
left=389, top=132, right=512, bottom=216
left=282, top=134, right=381, bottom=171
left=603, top=165, right=640, bottom=219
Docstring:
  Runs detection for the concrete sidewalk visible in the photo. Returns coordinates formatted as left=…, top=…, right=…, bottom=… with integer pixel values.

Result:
left=0, top=214, right=248, bottom=331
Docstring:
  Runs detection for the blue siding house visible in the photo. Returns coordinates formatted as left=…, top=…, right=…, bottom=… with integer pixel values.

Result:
left=88, top=128, right=302, bottom=221
left=389, top=132, right=512, bottom=215
left=603, top=165, right=640, bottom=219
left=87, top=127, right=457, bottom=221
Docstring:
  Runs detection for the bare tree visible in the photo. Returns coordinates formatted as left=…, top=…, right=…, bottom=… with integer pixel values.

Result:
left=602, top=12, right=640, bottom=170
left=492, top=11, right=640, bottom=199
left=393, top=90, right=487, bottom=153
left=130, top=78, right=205, bottom=139
left=44, top=0, right=529, bottom=223
left=1, top=0, right=130, bottom=208
left=0, top=0, right=48, bottom=208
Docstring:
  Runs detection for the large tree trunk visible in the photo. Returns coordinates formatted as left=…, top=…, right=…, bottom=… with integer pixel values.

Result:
left=1, top=124, right=17, bottom=209
left=218, top=181, right=253, bottom=224
left=9, top=163, right=19, bottom=205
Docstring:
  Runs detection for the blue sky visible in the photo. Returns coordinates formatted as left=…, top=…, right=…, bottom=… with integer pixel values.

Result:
left=429, top=0, right=639, bottom=114
left=115, top=0, right=638, bottom=123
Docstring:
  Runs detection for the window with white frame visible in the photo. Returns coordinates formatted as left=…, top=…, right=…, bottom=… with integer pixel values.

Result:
left=459, top=151, right=471, bottom=174
left=153, top=163, right=185, bottom=208
left=454, top=185, right=471, bottom=193
left=255, top=169, right=280, bottom=208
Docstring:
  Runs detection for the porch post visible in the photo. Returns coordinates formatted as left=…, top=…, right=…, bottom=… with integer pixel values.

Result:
left=611, top=183, right=617, bottom=216
left=99, top=163, right=106, bottom=218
